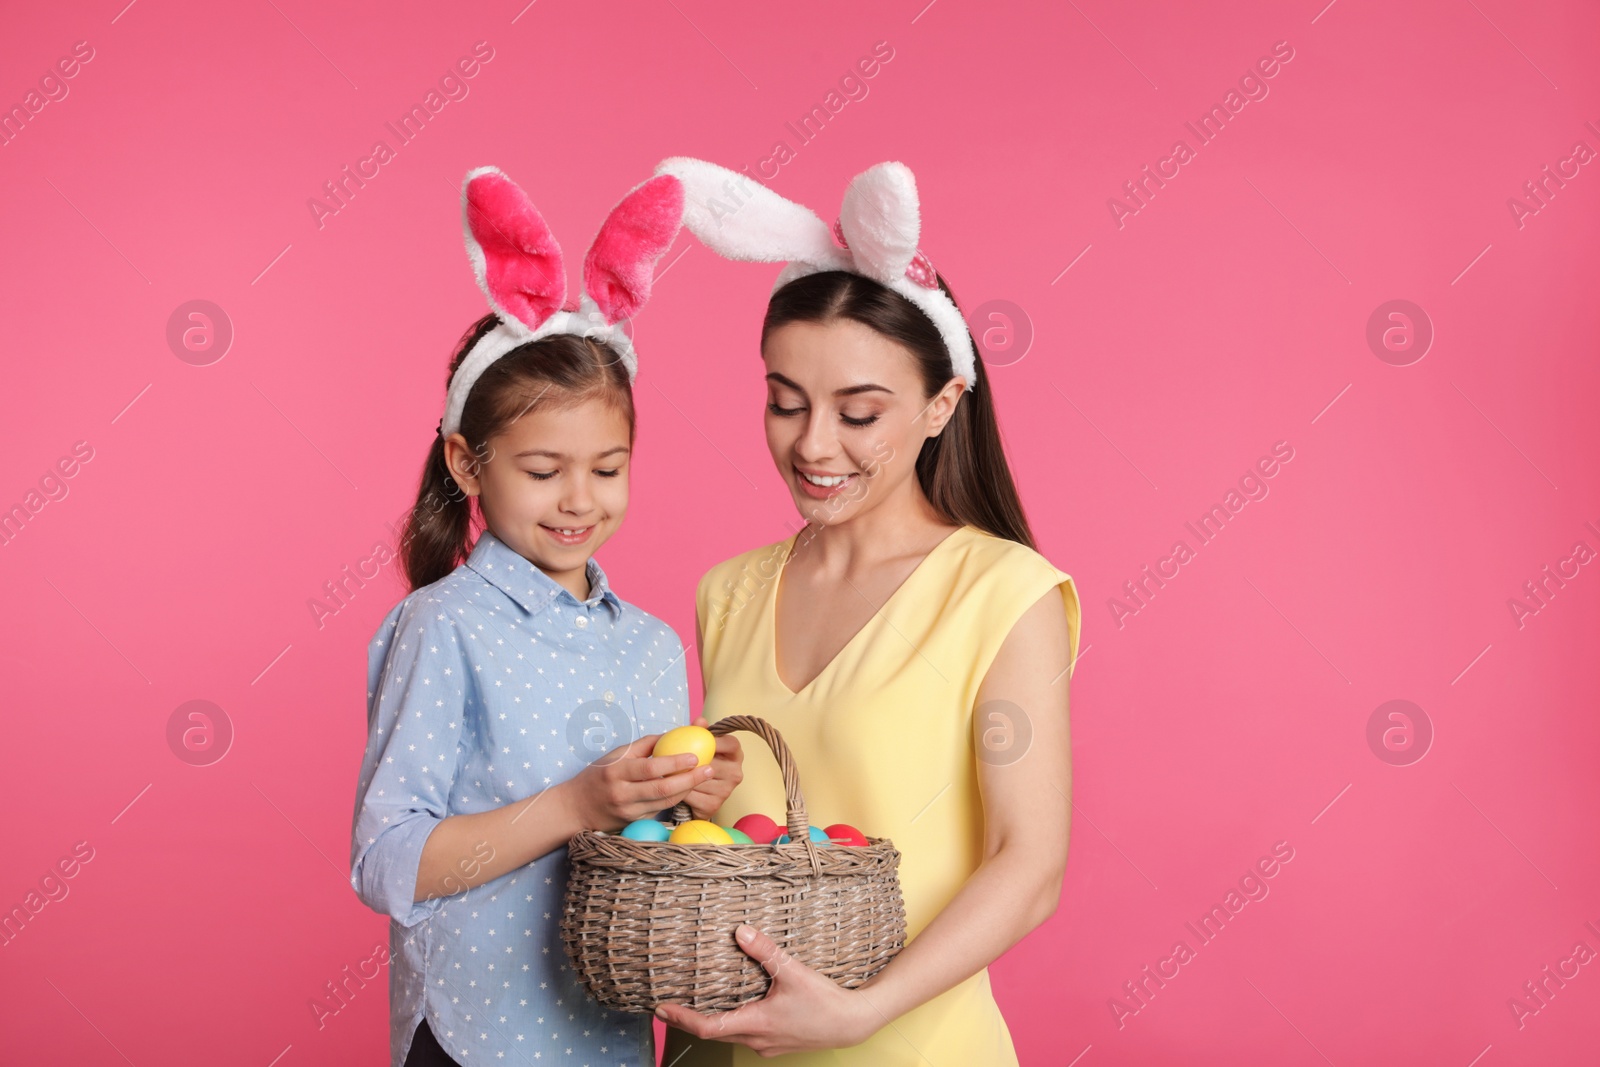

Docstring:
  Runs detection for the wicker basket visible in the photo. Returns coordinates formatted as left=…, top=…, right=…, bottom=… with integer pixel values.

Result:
left=559, top=715, right=907, bottom=1014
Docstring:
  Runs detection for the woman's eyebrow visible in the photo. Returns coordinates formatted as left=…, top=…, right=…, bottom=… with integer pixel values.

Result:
left=766, top=372, right=893, bottom=397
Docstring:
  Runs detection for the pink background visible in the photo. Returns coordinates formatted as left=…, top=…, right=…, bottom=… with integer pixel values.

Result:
left=3, top=0, right=1598, bottom=1063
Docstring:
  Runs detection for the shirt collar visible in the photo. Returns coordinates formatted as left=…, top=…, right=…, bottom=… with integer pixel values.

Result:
left=465, top=529, right=623, bottom=619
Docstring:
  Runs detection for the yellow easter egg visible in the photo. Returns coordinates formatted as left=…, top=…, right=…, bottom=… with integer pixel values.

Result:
left=653, top=725, right=716, bottom=768
left=669, top=820, right=733, bottom=845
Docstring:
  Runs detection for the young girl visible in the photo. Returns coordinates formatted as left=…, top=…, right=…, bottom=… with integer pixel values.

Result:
left=350, top=166, right=741, bottom=1067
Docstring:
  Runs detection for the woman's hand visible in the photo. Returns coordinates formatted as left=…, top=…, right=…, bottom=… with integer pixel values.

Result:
left=685, top=715, right=743, bottom=821
left=655, top=924, right=883, bottom=1057
left=565, top=733, right=711, bottom=831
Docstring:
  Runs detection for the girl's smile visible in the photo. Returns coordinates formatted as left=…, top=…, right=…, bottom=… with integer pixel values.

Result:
left=443, top=393, right=633, bottom=601
left=540, top=523, right=597, bottom=545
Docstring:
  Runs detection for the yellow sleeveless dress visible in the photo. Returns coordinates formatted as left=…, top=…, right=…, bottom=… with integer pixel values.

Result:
left=661, top=524, right=1082, bottom=1067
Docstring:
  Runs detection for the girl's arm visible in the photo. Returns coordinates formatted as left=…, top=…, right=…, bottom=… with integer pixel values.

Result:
left=351, top=594, right=469, bottom=926
left=416, top=623, right=710, bottom=902
left=351, top=596, right=707, bottom=917
left=412, top=737, right=709, bottom=902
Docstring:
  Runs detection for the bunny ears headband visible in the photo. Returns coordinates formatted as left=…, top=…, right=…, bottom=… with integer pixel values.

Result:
left=439, top=166, right=685, bottom=438
left=654, top=157, right=977, bottom=391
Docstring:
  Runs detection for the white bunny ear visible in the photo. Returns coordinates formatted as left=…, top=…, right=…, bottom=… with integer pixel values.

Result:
left=654, top=156, right=846, bottom=269
left=837, top=162, right=921, bottom=285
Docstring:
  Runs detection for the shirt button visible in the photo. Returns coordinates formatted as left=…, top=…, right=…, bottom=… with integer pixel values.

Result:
left=575, top=615, right=589, bottom=629
left=603, top=690, right=615, bottom=703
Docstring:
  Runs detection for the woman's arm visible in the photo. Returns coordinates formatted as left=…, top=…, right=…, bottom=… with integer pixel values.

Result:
left=657, top=584, right=1075, bottom=1054
left=847, top=583, right=1074, bottom=1026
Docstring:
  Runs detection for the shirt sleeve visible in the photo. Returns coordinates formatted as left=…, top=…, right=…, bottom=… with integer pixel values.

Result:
left=349, top=591, right=467, bottom=927
left=1058, top=571, right=1082, bottom=682
left=660, top=624, right=691, bottom=726
left=631, top=614, right=691, bottom=735
left=646, top=622, right=693, bottom=823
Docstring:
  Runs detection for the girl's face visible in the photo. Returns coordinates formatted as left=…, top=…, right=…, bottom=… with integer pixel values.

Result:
left=445, top=393, right=632, bottom=586
left=761, top=317, right=964, bottom=527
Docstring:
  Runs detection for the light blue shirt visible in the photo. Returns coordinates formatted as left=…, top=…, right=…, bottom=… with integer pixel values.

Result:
left=350, top=529, right=690, bottom=1066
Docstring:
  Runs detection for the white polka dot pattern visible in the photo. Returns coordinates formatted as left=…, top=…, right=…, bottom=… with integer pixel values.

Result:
left=350, top=529, right=689, bottom=1066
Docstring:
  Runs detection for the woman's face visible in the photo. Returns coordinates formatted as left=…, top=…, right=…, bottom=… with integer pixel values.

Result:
left=761, top=317, right=965, bottom=527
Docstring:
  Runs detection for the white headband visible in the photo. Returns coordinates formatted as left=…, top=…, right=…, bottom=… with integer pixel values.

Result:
left=440, top=166, right=685, bottom=438
left=653, top=158, right=977, bottom=391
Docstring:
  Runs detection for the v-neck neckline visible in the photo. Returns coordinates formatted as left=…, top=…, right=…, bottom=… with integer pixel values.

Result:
left=767, top=524, right=969, bottom=697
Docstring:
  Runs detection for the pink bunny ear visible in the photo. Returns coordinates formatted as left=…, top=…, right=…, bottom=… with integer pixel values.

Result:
left=582, top=174, right=685, bottom=325
left=461, top=166, right=565, bottom=331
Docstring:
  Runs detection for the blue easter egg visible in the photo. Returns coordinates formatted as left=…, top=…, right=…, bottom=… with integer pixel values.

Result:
left=620, top=819, right=671, bottom=842
left=774, top=826, right=832, bottom=847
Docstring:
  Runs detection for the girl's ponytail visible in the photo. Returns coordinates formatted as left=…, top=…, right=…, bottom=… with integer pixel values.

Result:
left=400, top=432, right=478, bottom=592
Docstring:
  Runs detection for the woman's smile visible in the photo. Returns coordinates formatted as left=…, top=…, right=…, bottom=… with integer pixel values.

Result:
left=795, top=465, right=860, bottom=497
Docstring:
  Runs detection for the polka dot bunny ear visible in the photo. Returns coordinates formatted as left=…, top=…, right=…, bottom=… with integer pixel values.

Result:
left=655, top=156, right=976, bottom=391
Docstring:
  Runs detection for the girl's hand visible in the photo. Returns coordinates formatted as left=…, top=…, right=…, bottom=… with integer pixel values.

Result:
left=567, top=733, right=711, bottom=831
left=685, top=715, right=743, bottom=821
left=656, top=924, right=881, bottom=1056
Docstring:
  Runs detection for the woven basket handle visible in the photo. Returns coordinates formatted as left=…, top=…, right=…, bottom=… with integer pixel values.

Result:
left=666, top=715, right=811, bottom=840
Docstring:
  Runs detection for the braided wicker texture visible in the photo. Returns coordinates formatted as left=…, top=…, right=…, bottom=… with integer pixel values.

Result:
left=559, top=715, right=907, bottom=1013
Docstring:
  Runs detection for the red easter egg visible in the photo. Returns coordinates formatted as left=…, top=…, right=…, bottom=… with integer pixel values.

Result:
left=824, top=823, right=868, bottom=847
left=734, top=814, right=783, bottom=844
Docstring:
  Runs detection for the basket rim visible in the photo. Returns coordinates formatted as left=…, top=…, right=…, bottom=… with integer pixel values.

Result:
left=666, top=716, right=814, bottom=830
left=566, top=827, right=902, bottom=879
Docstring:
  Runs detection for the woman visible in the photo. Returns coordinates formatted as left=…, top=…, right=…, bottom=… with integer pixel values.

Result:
left=656, top=160, right=1082, bottom=1065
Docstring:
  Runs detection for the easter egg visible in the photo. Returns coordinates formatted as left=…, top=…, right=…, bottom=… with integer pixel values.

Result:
left=669, top=820, right=734, bottom=845
left=653, top=725, right=716, bottom=768
left=774, top=825, right=832, bottom=847
left=724, top=827, right=754, bottom=845
left=824, top=823, right=868, bottom=847
left=620, top=819, right=671, bottom=842
left=733, top=814, right=782, bottom=844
